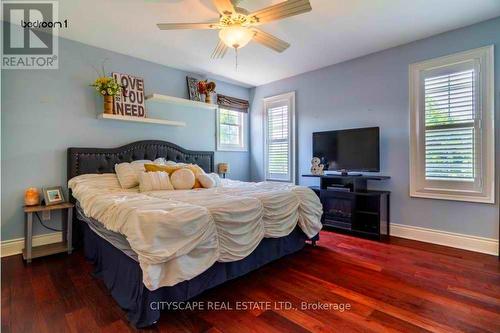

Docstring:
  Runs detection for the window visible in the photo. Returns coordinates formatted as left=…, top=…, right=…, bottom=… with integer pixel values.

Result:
left=217, top=108, right=247, bottom=151
left=264, top=92, right=296, bottom=182
left=409, top=46, right=495, bottom=203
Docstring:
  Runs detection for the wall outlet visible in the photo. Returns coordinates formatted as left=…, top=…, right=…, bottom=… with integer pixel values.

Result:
left=42, top=210, right=50, bottom=221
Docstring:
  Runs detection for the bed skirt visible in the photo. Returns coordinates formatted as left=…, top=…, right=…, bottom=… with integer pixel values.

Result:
left=82, top=221, right=316, bottom=328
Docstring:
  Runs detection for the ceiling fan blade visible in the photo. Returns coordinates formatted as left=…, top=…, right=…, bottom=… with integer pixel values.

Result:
left=249, top=0, right=312, bottom=25
left=251, top=28, right=290, bottom=53
left=157, top=22, right=219, bottom=30
left=212, top=0, right=236, bottom=15
left=211, top=40, right=228, bottom=59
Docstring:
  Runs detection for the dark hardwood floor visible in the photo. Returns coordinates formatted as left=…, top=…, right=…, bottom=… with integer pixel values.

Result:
left=2, top=231, right=499, bottom=333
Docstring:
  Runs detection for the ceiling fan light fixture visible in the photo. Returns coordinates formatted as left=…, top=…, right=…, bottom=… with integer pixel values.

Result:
left=218, top=25, right=253, bottom=49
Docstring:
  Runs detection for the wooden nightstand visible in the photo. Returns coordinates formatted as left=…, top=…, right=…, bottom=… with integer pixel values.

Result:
left=23, top=202, right=74, bottom=263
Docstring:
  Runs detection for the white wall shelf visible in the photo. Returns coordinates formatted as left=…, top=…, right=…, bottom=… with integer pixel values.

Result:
left=145, top=93, right=218, bottom=111
left=97, top=94, right=214, bottom=127
left=97, top=113, right=186, bottom=127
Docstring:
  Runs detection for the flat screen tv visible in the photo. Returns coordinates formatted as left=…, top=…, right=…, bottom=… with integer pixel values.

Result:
left=313, top=127, right=380, bottom=173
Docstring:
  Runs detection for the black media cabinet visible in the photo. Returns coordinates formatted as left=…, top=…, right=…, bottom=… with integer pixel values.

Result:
left=304, top=174, right=390, bottom=240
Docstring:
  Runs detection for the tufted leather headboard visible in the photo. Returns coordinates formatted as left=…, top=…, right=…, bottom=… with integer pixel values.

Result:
left=67, top=140, right=214, bottom=180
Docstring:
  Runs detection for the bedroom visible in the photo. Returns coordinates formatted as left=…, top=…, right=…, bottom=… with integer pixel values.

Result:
left=1, top=0, right=499, bottom=332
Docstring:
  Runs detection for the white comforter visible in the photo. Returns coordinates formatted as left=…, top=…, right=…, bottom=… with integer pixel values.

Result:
left=68, top=174, right=322, bottom=290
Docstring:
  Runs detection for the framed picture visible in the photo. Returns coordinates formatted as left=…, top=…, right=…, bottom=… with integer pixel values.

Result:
left=42, top=186, right=65, bottom=206
left=186, top=76, right=201, bottom=102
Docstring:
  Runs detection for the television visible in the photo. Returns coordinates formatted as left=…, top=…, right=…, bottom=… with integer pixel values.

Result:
left=313, top=127, right=380, bottom=174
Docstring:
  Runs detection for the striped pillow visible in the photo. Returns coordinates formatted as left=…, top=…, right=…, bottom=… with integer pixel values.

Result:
left=138, top=171, right=174, bottom=192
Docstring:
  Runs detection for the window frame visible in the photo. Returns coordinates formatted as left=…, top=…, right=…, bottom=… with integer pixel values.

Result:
left=216, top=107, right=247, bottom=152
left=409, top=46, right=495, bottom=203
left=263, top=91, right=296, bottom=183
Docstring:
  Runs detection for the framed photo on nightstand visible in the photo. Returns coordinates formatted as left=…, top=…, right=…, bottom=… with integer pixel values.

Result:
left=42, top=186, right=65, bottom=206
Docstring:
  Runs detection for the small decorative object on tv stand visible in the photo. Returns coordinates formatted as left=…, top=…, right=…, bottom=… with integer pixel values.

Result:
left=310, top=157, right=324, bottom=175
left=303, top=174, right=391, bottom=240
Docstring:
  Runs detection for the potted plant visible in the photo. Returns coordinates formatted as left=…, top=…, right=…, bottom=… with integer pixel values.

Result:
left=91, top=75, right=122, bottom=114
left=197, top=80, right=216, bottom=103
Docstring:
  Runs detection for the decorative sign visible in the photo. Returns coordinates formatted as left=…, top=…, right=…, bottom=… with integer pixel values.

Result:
left=112, top=72, right=145, bottom=117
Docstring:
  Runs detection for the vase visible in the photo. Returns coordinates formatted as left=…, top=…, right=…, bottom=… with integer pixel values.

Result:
left=103, top=95, right=114, bottom=114
left=205, top=93, right=212, bottom=104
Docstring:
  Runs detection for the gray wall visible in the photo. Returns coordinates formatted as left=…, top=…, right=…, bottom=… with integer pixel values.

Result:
left=250, top=17, right=500, bottom=239
left=1, top=36, right=250, bottom=241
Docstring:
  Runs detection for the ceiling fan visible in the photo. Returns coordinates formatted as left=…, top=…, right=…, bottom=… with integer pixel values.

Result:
left=157, top=0, right=312, bottom=60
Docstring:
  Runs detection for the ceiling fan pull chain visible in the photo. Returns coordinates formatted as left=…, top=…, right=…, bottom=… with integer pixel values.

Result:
left=235, top=47, right=238, bottom=71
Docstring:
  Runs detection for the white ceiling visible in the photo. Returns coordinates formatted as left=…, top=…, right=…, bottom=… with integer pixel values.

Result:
left=59, top=0, right=500, bottom=87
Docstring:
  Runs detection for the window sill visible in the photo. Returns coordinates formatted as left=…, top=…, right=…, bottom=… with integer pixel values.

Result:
left=410, top=190, right=494, bottom=204
left=216, top=147, right=248, bottom=152
left=266, top=178, right=293, bottom=183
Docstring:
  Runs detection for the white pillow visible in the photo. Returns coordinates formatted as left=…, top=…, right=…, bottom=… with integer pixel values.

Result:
left=115, top=160, right=152, bottom=188
left=115, top=163, right=138, bottom=188
left=197, top=174, right=215, bottom=188
left=170, top=168, right=195, bottom=190
left=131, top=159, right=153, bottom=166
left=153, top=157, right=167, bottom=165
left=139, top=171, right=173, bottom=192
left=208, top=173, right=222, bottom=187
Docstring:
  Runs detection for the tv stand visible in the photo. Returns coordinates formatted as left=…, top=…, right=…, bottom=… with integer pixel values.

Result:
left=303, top=174, right=390, bottom=240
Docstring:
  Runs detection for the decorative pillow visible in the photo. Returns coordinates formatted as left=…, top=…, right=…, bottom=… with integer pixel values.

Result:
left=153, top=157, right=167, bottom=165
left=197, top=174, right=215, bottom=188
left=144, top=163, right=205, bottom=188
left=115, top=160, right=152, bottom=189
left=170, top=168, right=196, bottom=190
left=187, top=164, right=205, bottom=188
left=115, top=162, right=139, bottom=188
left=131, top=159, right=153, bottom=166
left=144, top=163, right=180, bottom=174
left=208, top=173, right=222, bottom=187
left=138, top=171, right=173, bottom=192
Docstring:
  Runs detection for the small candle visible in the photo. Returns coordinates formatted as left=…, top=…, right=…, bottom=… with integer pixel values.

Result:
left=24, top=187, right=40, bottom=206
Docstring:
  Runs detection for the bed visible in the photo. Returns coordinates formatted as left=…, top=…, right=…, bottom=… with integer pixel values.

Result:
left=67, top=140, right=322, bottom=328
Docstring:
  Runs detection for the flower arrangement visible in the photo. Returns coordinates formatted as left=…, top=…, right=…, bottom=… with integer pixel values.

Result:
left=91, top=76, right=122, bottom=96
left=197, top=80, right=216, bottom=103
left=90, top=60, right=124, bottom=114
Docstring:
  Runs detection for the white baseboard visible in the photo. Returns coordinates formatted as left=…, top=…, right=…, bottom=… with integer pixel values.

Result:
left=1, top=226, right=497, bottom=257
left=0, top=232, right=63, bottom=258
left=391, top=223, right=498, bottom=256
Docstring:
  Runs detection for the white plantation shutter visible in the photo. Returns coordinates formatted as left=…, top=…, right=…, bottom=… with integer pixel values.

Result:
left=264, top=92, right=295, bottom=182
left=424, top=68, right=476, bottom=181
left=267, top=105, right=289, bottom=178
left=410, top=46, right=495, bottom=203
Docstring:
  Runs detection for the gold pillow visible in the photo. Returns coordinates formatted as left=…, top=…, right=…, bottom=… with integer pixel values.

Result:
left=187, top=164, right=205, bottom=189
left=144, top=163, right=181, bottom=174
left=144, top=163, right=205, bottom=188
